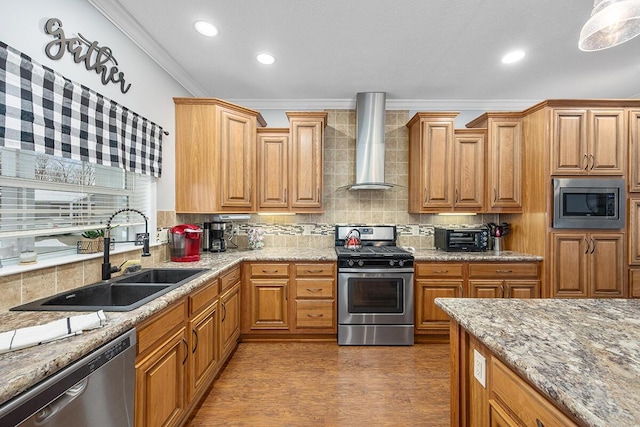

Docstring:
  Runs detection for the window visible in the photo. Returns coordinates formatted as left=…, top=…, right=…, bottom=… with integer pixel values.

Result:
left=0, top=147, right=151, bottom=263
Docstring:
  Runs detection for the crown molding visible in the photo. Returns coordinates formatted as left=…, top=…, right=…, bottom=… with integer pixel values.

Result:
left=87, top=0, right=207, bottom=97
left=230, top=98, right=542, bottom=112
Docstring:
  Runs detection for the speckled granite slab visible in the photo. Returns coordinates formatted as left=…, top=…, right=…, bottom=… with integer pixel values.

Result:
left=436, top=298, right=640, bottom=427
left=412, top=249, right=542, bottom=262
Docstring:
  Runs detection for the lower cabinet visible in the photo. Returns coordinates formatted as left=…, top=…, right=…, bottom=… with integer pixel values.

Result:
left=135, top=268, right=241, bottom=427
left=242, top=261, right=336, bottom=335
left=415, top=261, right=541, bottom=335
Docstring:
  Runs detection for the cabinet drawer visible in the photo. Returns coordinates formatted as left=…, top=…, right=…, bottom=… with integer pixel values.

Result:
left=415, top=263, right=464, bottom=278
left=220, top=265, right=241, bottom=292
left=294, top=263, right=335, bottom=277
left=249, top=263, right=289, bottom=277
left=295, top=278, right=335, bottom=298
left=137, top=299, right=187, bottom=356
left=189, top=278, right=219, bottom=315
left=295, top=300, right=334, bottom=328
left=469, top=263, right=538, bottom=278
left=491, top=357, right=577, bottom=427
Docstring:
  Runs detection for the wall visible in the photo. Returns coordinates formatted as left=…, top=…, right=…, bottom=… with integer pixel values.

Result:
left=171, top=109, right=498, bottom=250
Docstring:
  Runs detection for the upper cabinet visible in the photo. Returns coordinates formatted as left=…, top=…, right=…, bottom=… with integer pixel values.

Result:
left=467, top=113, right=523, bottom=213
left=629, top=110, right=640, bottom=191
left=174, top=98, right=266, bottom=214
left=551, top=108, right=625, bottom=176
left=287, top=112, right=327, bottom=212
left=257, top=128, right=289, bottom=211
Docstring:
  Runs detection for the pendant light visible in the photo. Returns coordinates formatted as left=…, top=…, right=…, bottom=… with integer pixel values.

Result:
left=579, top=0, right=640, bottom=51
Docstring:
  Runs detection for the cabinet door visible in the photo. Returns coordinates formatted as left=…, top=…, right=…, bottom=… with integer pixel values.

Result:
left=630, top=198, right=640, bottom=265
left=220, top=283, right=241, bottom=358
left=257, top=129, right=289, bottom=210
left=551, top=109, right=588, bottom=175
left=420, top=119, right=455, bottom=210
left=588, top=109, right=625, bottom=175
left=289, top=116, right=325, bottom=211
left=505, top=280, right=540, bottom=298
left=489, top=400, right=518, bottom=427
left=630, top=269, right=640, bottom=298
left=295, top=299, right=335, bottom=329
left=468, top=280, right=503, bottom=298
left=188, top=302, right=219, bottom=401
left=487, top=118, right=522, bottom=211
left=629, top=110, right=640, bottom=191
left=550, top=233, right=589, bottom=297
left=219, top=108, right=256, bottom=210
left=589, top=233, right=625, bottom=297
left=454, top=131, right=484, bottom=211
left=135, top=328, right=187, bottom=427
left=249, top=278, right=289, bottom=329
left=415, top=280, right=463, bottom=333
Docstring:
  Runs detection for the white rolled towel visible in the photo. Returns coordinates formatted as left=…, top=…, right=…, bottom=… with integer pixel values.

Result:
left=0, top=310, right=106, bottom=355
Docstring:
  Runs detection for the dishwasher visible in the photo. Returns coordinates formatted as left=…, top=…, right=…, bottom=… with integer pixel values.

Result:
left=0, top=328, right=136, bottom=427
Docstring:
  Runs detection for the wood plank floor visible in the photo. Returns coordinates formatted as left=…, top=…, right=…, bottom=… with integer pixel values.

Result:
left=186, top=342, right=450, bottom=427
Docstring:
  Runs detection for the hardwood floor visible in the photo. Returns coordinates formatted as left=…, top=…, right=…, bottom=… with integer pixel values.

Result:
left=186, top=342, right=450, bottom=427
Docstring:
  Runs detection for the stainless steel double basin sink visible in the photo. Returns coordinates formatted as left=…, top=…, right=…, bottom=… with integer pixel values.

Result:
left=11, top=268, right=209, bottom=312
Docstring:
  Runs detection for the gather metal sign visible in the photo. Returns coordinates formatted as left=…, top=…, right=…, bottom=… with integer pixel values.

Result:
left=44, top=17, right=131, bottom=94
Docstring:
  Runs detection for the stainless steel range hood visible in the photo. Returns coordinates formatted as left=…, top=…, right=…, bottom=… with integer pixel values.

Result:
left=341, top=92, right=397, bottom=191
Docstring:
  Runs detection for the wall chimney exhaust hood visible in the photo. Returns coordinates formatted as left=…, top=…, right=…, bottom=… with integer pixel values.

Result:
left=339, top=92, right=399, bottom=191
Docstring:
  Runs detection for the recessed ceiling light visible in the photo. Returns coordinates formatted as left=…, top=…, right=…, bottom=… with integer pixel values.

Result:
left=194, top=20, right=218, bottom=37
left=256, top=53, right=275, bottom=65
left=501, top=50, right=525, bottom=64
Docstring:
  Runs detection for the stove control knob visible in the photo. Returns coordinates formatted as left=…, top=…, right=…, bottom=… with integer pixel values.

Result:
left=347, top=259, right=355, bottom=267
left=398, top=260, right=405, bottom=267
left=389, top=260, right=396, bottom=267
left=357, top=260, right=364, bottom=267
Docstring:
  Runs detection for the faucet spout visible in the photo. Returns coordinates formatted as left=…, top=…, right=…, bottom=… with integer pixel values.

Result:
left=102, top=208, right=151, bottom=280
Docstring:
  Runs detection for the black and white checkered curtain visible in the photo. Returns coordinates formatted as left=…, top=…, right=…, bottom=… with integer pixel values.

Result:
left=0, top=42, right=163, bottom=177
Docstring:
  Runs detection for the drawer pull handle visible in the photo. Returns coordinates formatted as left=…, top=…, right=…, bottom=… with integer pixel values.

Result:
left=192, top=329, right=199, bottom=354
left=262, top=269, right=279, bottom=274
left=221, top=302, right=227, bottom=323
left=306, top=269, right=324, bottom=274
left=433, top=270, right=449, bottom=274
left=495, top=270, right=513, bottom=273
left=307, top=313, right=324, bottom=318
left=182, top=338, right=188, bottom=365
left=306, top=288, right=323, bottom=292
left=536, top=419, right=544, bottom=427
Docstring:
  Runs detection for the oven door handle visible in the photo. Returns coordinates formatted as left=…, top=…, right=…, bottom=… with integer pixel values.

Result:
left=338, top=268, right=415, bottom=274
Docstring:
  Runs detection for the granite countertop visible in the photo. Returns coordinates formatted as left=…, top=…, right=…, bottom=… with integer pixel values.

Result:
left=412, top=249, right=542, bottom=262
left=0, top=246, right=539, bottom=406
left=435, top=298, right=640, bottom=427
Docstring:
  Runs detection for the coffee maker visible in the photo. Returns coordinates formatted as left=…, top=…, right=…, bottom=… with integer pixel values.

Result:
left=209, top=221, right=226, bottom=252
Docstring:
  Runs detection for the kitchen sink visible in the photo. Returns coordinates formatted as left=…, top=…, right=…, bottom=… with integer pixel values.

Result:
left=11, top=268, right=209, bottom=312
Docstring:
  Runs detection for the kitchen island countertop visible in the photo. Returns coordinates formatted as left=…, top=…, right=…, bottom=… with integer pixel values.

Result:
left=435, top=298, right=640, bottom=426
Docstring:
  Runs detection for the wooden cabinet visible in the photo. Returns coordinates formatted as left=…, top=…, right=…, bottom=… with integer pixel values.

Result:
left=551, top=232, right=626, bottom=298
left=287, top=112, right=327, bottom=212
left=629, top=110, right=640, bottom=191
left=468, top=263, right=540, bottom=298
left=293, top=262, right=336, bottom=331
left=453, top=129, right=485, bottom=211
left=629, top=198, right=640, bottom=265
left=629, top=269, right=640, bottom=298
left=244, top=263, right=290, bottom=330
left=135, top=301, right=188, bottom=427
left=187, top=279, right=220, bottom=402
left=174, top=98, right=265, bottom=213
left=407, top=112, right=457, bottom=212
left=551, top=108, right=625, bottom=176
left=220, top=266, right=241, bottom=359
left=466, top=113, right=523, bottom=212
left=490, top=357, right=578, bottom=427
left=257, top=128, right=289, bottom=210
left=414, top=263, right=465, bottom=334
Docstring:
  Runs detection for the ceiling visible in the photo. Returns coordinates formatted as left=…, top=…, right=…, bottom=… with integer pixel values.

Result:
left=89, top=0, right=640, bottom=110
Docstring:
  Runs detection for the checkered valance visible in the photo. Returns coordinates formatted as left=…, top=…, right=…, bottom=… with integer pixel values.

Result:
left=0, top=42, right=163, bottom=177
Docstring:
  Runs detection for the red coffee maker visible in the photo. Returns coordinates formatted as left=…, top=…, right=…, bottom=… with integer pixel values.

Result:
left=169, top=224, right=202, bottom=262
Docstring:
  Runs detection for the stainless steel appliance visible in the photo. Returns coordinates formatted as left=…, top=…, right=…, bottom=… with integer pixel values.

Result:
left=434, top=227, right=489, bottom=252
left=553, top=178, right=625, bottom=229
left=0, top=329, right=136, bottom=426
left=210, top=221, right=226, bottom=252
left=335, top=225, right=414, bottom=346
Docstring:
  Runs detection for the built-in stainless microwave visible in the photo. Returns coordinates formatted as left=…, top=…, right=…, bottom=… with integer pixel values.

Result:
left=553, top=178, right=625, bottom=229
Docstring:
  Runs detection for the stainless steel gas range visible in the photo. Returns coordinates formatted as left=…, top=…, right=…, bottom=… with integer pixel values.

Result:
left=335, top=225, right=415, bottom=346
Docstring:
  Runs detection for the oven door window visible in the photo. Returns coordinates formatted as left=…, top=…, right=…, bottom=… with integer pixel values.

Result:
left=347, top=277, right=403, bottom=314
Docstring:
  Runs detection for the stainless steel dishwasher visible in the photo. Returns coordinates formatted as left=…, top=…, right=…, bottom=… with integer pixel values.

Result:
left=0, top=328, right=136, bottom=427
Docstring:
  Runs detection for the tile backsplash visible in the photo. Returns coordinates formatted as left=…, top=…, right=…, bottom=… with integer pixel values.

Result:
left=171, top=109, right=498, bottom=250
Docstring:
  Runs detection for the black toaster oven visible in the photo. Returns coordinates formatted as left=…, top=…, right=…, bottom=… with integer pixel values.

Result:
left=434, top=227, right=489, bottom=252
